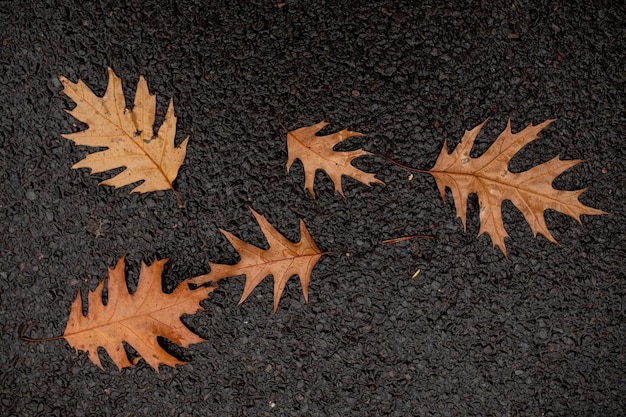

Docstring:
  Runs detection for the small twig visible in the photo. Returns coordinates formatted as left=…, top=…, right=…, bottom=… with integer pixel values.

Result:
left=382, top=234, right=433, bottom=244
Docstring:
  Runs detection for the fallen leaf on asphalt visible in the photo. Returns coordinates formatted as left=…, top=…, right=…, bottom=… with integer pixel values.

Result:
left=63, top=256, right=213, bottom=371
left=388, top=119, right=605, bottom=257
left=190, top=208, right=324, bottom=313
left=59, top=67, right=188, bottom=206
left=283, top=120, right=383, bottom=198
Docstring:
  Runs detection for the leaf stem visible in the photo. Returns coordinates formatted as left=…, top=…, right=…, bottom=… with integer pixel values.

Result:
left=20, top=335, right=64, bottom=343
left=383, top=154, right=430, bottom=174
left=277, top=113, right=290, bottom=134
left=172, top=188, right=183, bottom=208
left=321, top=250, right=346, bottom=257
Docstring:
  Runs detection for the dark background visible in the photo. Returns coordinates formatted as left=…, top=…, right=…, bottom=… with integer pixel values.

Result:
left=1, top=1, right=624, bottom=416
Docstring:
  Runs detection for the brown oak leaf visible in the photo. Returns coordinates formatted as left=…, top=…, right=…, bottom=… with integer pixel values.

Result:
left=427, top=119, right=605, bottom=257
left=285, top=121, right=383, bottom=197
left=63, top=256, right=213, bottom=371
left=190, top=208, right=324, bottom=312
left=59, top=67, right=188, bottom=205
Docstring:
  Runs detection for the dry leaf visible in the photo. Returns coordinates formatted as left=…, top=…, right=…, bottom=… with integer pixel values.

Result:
left=285, top=121, right=383, bottom=197
left=63, top=256, right=213, bottom=371
left=59, top=68, right=188, bottom=205
left=429, top=119, right=605, bottom=257
left=190, top=208, right=323, bottom=313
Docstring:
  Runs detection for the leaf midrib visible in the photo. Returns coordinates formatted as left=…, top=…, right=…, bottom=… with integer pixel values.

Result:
left=431, top=169, right=577, bottom=209
left=64, top=298, right=193, bottom=338
left=229, top=250, right=322, bottom=273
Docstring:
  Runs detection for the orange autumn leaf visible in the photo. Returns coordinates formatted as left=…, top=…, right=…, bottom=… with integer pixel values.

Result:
left=285, top=121, right=383, bottom=198
left=63, top=256, right=213, bottom=371
left=59, top=67, right=188, bottom=205
left=427, top=119, right=606, bottom=257
left=190, top=208, right=324, bottom=313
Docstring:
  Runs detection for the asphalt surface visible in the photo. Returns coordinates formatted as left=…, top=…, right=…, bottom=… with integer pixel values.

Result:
left=1, top=1, right=625, bottom=416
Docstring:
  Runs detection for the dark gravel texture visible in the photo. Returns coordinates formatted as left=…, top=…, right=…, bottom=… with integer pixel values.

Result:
left=1, top=1, right=625, bottom=416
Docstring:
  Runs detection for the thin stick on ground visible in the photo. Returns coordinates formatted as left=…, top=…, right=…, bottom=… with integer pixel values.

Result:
left=382, top=235, right=433, bottom=245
